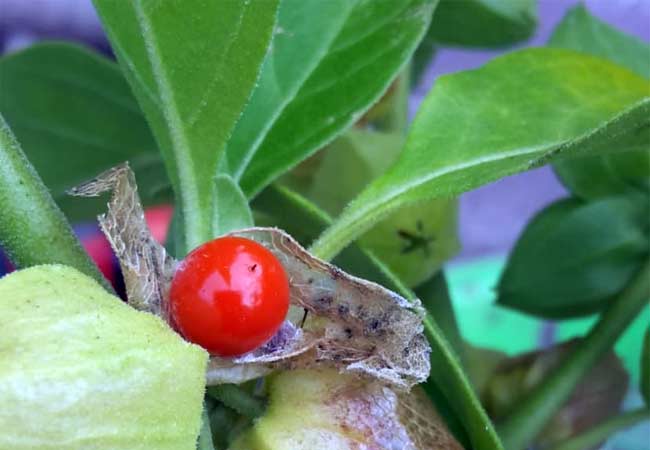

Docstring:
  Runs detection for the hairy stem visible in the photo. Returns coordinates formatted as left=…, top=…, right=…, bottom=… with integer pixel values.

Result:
left=0, top=113, right=111, bottom=291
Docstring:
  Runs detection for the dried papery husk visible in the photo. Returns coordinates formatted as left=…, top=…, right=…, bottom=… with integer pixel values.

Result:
left=231, top=369, right=463, bottom=450
left=71, top=165, right=430, bottom=389
left=68, top=163, right=176, bottom=320
left=213, top=228, right=431, bottom=389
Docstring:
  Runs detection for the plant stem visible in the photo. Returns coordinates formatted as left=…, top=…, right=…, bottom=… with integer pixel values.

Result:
left=498, top=261, right=650, bottom=450
left=548, top=407, right=650, bottom=450
left=0, top=113, right=111, bottom=291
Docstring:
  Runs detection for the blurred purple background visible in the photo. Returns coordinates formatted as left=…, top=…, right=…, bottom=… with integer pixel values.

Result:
left=0, top=0, right=649, bottom=261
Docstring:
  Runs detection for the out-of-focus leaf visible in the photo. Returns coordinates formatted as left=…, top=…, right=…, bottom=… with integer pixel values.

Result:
left=430, top=0, right=536, bottom=48
left=548, top=4, right=650, bottom=78
left=497, top=197, right=648, bottom=318
left=197, top=408, right=215, bottom=450
left=311, top=48, right=650, bottom=263
left=283, top=128, right=459, bottom=287
left=206, top=385, right=264, bottom=419
left=485, top=340, right=628, bottom=447
left=0, top=265, right=208, bottom=450
left=231, top=369, right=463, bottom=450
left=92, top=0, right=279, bottom=250
left=0, top=43, right=166, bottom=221
left=642, top=328, right=650, bottom=406
left=238, top=0, right=436, bottom=198
left=549, top=5, right=650, bottom=200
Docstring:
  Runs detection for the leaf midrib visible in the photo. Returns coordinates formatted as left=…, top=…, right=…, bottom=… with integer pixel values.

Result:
left=132, top=0, right=204, bottom=248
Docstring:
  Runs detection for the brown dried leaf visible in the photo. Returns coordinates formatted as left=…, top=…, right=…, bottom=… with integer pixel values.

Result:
left=72, top=165, right=430, bottom=389
left=67, top=163, right=176, bottom=320
left=484, top=339, right=628, bottom=447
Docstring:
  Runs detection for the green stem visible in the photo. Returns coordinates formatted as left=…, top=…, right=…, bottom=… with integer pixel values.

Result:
left=548, top=408, right=650, bottom=450
left=0, top=113, right=111, bottom=291
left=415, top=271, right=465, bottom=358
left=498, top=261, right=650, bottom=450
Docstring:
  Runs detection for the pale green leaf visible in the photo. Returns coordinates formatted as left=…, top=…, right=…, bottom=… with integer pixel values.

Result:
left=311, top=48, right=650, bottom=261
left=0, top=265, right=208, bottom=450
left=238, top=0, right=436, bottom=198
left=92, top=0, right=279, bottom=251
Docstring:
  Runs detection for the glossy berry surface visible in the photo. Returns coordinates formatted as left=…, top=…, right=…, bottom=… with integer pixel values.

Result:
left=169, top=236, right=290, bottom=357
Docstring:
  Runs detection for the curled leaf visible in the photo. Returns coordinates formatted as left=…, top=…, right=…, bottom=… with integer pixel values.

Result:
left=72, top=165, right=430, bottom=389
left=68, top=163, right=176, bottom=320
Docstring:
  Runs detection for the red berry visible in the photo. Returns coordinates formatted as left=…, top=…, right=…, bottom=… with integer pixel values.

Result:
left=169, top=236, right=290, bottom=357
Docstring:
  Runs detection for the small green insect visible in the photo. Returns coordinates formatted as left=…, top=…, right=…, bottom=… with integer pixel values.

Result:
left=397, top=220, right=435, bottom=256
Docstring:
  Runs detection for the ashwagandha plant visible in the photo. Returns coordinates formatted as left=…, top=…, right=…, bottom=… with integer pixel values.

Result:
left=0, top=1, right=648, bottom=449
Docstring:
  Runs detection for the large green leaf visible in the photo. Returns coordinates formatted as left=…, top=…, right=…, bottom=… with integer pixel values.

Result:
left=0, top=43, right=164, bottom=221
left=238, top=0, right=436, bottom=198
left=224, top=0, right=355, bottom=180
left=430, top=0, right=536, bottom=48
left=497, top=197, right=649, bottom=318
left=311, top=48, right=650, bottom=261
left=92, top=0, right=279, bottom=250
left=0, top=265, right=208, bottom=450
left=549, top=5, right=650, bottom=200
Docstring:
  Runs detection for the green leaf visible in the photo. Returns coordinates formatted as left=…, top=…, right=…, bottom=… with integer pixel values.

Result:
left=0, top=42, right=165, bottom=221
left=497, top=197, right=649, bottom=319
left=430, top=0, right=536, bottom=48
left=238, top=0, right=436, bottom=198
left=548, top=4, right=650, bottom=78
left=0, top=265, right=208, bottom=450
left=0, top=113, right=109, bottom=290
left=642, top=328, right=650, bottom=406
left=212, top=175, right=253, bottom=237
left=197, top=407, right=216, bottom=450
left=92, top=0, right=279, bottom=251
left=206, top=385, right=264, bottom=419
left=281, top=128, right=459, bottom=287
left=549, top=5, right=650, bottom=200
left=311, top=48, right=650, bottom=261
left=224, top=0, right=356, bottom=180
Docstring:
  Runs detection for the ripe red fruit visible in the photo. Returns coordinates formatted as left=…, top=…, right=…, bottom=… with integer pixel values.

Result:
left=169, top=236, right=290, bottom=357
